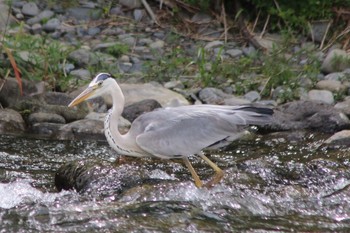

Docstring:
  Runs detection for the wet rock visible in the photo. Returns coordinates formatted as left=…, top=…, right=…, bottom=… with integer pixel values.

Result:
left=324, top=130, right=350, bottom=147
left=118, top=83, right=189, bottom=107
left=30, top=122, right=64, bottom=136
left=324, top=72, right=346, bottom=81
left=122, top=99, right=162, bottom=122
left=0, top=108, right=26, bottom=134
left=0, top=78, right=39, bottom=108
left=307, top=90, right=334, bottom=104
left=315, top=80, right=346, bottom=93
left=55, top=160, right=162, bottom=195
left=22, top=2, right=39, bottom=16
left=27, top=10, right=54, bottom=25
left=271, top=100, right=350, bottom=132
left=28, top=112, right=66, bottom=124
left=321, top=49, right=350, bottom=73
left=57, top=119, right=104, bottom=140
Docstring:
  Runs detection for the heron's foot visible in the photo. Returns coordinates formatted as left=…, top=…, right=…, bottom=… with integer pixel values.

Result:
left=203, top=170, right=224, bottom=188
left=114, top=155, right=129, bottom=165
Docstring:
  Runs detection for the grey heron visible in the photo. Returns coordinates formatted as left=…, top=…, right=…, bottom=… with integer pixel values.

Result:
left=68, top=73, right=273, bottom=187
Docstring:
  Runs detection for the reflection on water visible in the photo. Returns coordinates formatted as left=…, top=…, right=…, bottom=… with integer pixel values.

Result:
left=1, top=133, right=350, bottom=232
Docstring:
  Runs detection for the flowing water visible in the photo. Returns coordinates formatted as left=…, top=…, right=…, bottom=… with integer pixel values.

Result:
left=1, top=132, right=350, bottom=232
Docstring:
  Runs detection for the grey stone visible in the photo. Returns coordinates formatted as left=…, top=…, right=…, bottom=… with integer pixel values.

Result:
left=244, top=91, right=261, bottom=102
left=335, top=98, right=350, bottom=116
left=119, top=0, right=142, bottom=9
left=164, top=80, right=185, bottom=89
left=225, top=49, right=243, bottom=58
left=119, top=55, right=130, bottom=63
left=26, top=10, right=54, bottom=25
left=321, top=49, right=350, bottom=73
left=122, top=99, right=161, bottom=122
left=199, top=87, right=249, bottom=105
left=310, top=20, right=330, bottom=43
left=324, top=72, right=346, bottom=81
left=0, top=108, right=26, bottom=134
left=70, top=69, right=91, bottom=81
left=149, top=40, right=165, bottom=49
left=44, top=92, right=72, bottom=106
left=316, top=80, right=346, bottom=92
left=68, top=49, right=96, bottom=67
left=87, top=27, right=100, bottom=36
left=22, top=2, right=39, bottom=16
left=191, top=12, right=212, bottom=23
left=0, top=1, right=15, bottom=31
left=30, top=122, right=63, bottom=136
left=324, top=130, right=350, bottom=146
left=31, top=23, right=42, bottom=34
left=28, top=112, right=66, bottom=124
left=138, top=38, right=153, bottom=46
left=242, top=46, right=256, bottom=56
left=204, top=41, right=223, bottom=50
left=307, top=90, right=334, bottom=104
left=114, top=83, right=190, bottom=107
left=119, top=62, right=133, bottom=73
left=133, top=9, right=144, bottom=21
left=120, top=36, right=136, bottom=46
left=57, top=119, right=104, bottom=140
left=66, top=7, right=102, bottom=21
left=43, top=18, right=60, bottom=32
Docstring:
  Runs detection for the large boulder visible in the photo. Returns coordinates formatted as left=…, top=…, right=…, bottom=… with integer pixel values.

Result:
left=0, top=108, right=26, bottom=134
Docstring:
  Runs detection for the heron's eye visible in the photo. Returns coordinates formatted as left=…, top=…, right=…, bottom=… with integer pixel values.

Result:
left=98, top=81, right=103, bottom=86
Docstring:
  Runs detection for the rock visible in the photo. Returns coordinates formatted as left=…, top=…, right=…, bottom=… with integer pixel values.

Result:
left=87, top=27, right=100, bottom=36
left=138, top=38, right=153, bottom=46
left=271, top=100, right=350, bottom=132
left=119, top=0, right=142, bottom=9
left=0, top=0, right=15, bottom=31
left=122, top=99, right=162, bottom=122
left=191, top=12, right=212, bottom=23
left=43, top=18, right=60, bottom=32
left=119, top=35, right=136, bottom=46
left=26, top=10, right=54, bottom=25
left=149, top=40, right=165, bottom=49
left=242, top=46, right=256, bottom=56
left=335, top=98, right=350, bottom=116
left=57, top=119, right=104, bottom=140
left=164, top=80, right=185, bottom=89
left=310, top=20, right=330, bottom=43
left=44, top=92, right=72, bottom=106
left=22, top=2, right=39, bottom=16
left=324, top=72, right=346, bottom=81
left=68, top=49, right=96, bottom=67
left=31, top=23, right=42, bottom=34
left=28, top=112, right=66, bottom=124
left=70, top=69, right=91, bottom=81
left=117, top=83, right=189, bottom=107
left=133, top=9, right=144, bottom=21
left=0, top=108, right=26, bottom=134
left=55, top=160, right=163, bottom=194
left=204, top=41, right=223, bottom=50
left=225, top=49, right=243, bottom=58
left=244, top=91, right=261, bottom=102
left=30, top=122, right=63, bottom=136
left=321, top=49, right=350, bottom=73
left=315, top=80, right=346, bottom=93
left=66, top=7, right=102, bottom=21
left=119, top=62, right=133, bottom=73
left=324, top=130, right=350, bottom=146
left=199, top=87, right=249, bottom=105
left=0, top=78, right=39, bottom=108
left=307, top=90, right=334, bottom=104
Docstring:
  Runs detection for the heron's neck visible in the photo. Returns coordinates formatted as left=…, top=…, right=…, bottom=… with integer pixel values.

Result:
left=108, top=81, right=125, bottom=137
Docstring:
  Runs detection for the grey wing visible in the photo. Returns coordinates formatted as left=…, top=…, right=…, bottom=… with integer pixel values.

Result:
left=131, top=105, right=272, bottom=158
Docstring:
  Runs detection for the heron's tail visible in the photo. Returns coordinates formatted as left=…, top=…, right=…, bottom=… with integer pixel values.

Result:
left=236, top=106, right=274, bottom=125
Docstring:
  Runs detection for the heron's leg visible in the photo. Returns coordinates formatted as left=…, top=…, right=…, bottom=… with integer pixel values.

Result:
left=182, top=157, right=203, bottom=188
left=199, top=153, right=224, bottom=187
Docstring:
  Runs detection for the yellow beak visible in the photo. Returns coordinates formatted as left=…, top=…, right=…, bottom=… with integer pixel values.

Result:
left=68, top=86, right=95, bottom=107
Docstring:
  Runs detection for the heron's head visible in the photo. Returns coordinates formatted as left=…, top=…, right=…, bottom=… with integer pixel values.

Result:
left=68, top=73, right=114, bottom=107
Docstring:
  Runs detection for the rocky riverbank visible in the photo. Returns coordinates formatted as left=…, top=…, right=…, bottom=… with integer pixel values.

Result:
left=1, top=0, right=350, bottom=146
